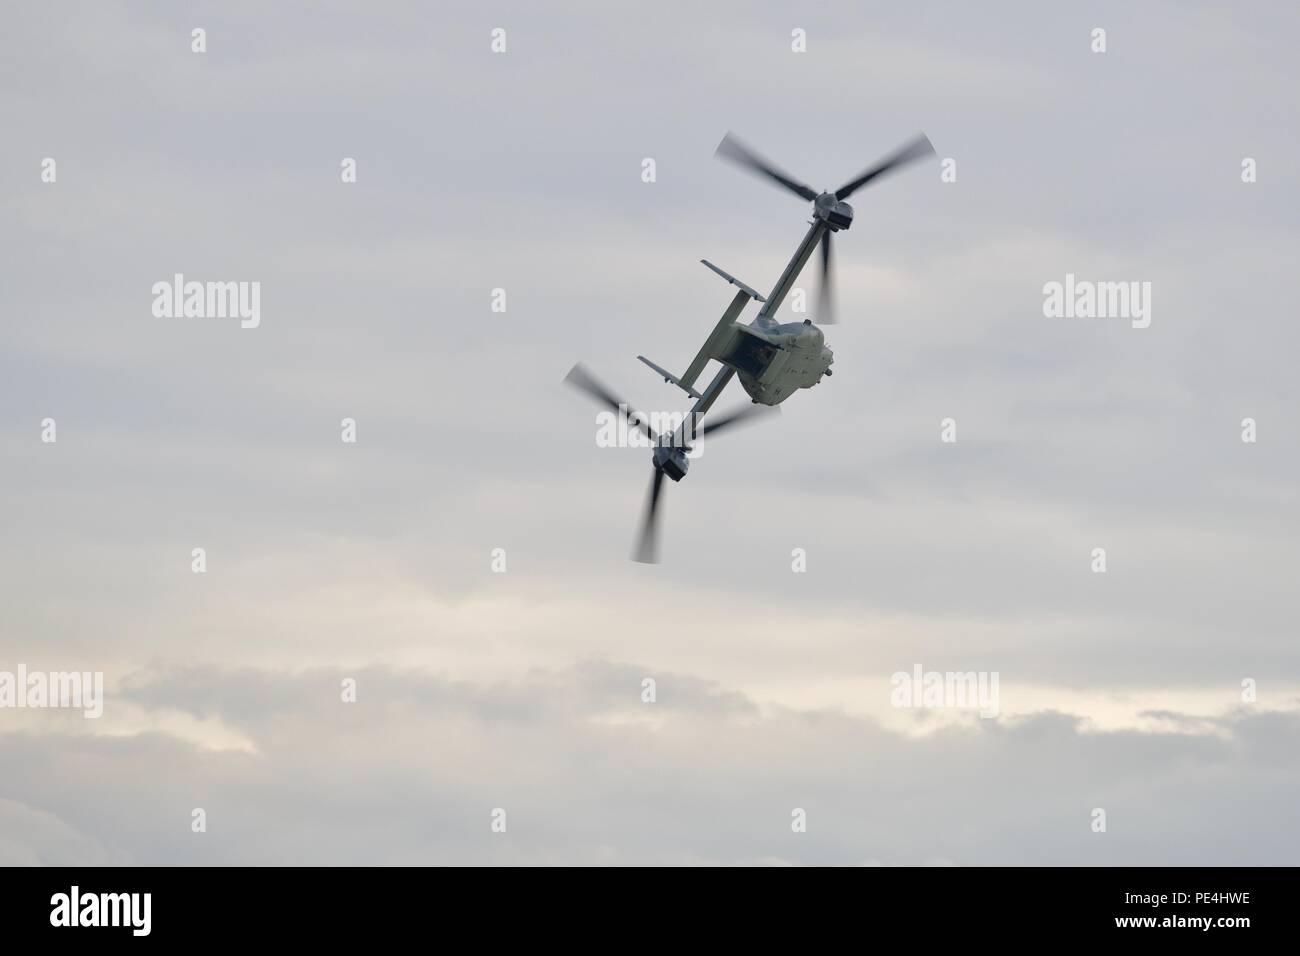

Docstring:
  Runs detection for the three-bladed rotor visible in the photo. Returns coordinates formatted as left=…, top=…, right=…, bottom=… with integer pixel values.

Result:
left=715, top=132, right=935, bottom=324
left=563, top=363, right=778, bottom=563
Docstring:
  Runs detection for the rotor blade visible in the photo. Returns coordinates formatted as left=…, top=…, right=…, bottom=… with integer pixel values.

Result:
left=715, top=133, right=818, bottom=202
left=692, top=403, right=780, bottom=442
left=834, top=134, right=936, bottom=200
left=563, top=363, right=659, bottom=443
left=817, top=230, right=836, bottom=324
left=632, top=468, right=666, bottom=564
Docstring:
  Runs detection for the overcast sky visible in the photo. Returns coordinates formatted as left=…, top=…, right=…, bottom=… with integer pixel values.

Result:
left=2, top=0, right=1298, bottom=864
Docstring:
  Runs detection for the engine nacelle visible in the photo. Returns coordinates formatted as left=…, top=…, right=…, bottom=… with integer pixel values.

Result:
left=814, top=193, right=854, bottom=231
left=653, top=445, right=690, bottom=482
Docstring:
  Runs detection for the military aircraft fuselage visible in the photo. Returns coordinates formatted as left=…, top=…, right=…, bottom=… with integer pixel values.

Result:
left=721, top=319, right=834, bottom=406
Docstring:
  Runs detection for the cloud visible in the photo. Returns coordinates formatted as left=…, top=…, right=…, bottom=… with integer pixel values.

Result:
left=1, top=662, right=1296, bottom=865
left=0, top=798, right=117, bottom=866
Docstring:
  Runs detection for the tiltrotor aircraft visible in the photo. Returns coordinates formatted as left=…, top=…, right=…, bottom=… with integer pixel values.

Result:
left=565, top=131, right=935, bottom=562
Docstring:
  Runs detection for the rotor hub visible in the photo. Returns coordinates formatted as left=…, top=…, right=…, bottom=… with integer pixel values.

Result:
left=653, top=445, right=689, bottom=482
left=814, top=193, right=854, bottom=231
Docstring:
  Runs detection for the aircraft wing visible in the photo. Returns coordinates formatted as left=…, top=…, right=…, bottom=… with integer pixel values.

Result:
left=638, top=260, right=765, bottom=397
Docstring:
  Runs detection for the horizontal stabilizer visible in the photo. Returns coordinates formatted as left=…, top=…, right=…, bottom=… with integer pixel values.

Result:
left=637, top=355, right=703, bottom=399
left=700, top=259, right=766, bottom=302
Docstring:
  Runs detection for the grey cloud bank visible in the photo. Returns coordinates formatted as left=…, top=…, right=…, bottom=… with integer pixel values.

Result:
left=2, top=1, right=1297, bottom=864
left=3, top=664, right=1298, bottom=865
